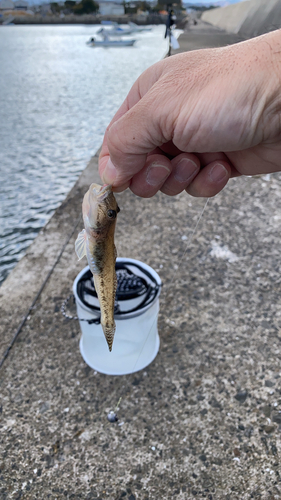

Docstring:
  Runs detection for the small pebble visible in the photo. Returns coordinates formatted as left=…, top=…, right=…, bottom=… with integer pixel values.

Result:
left=265, top=380, right=275, bottom=387
left=234, top=390, right=248, bottom=403
left=272, top=411, right=281, bottom=424
left=264, top=425, right=275, bottom=434
left=107, top=411, right=118, bottom=423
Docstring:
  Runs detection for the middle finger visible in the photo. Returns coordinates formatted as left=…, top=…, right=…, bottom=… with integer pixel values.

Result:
left=160, top=153, right=200, bottom=196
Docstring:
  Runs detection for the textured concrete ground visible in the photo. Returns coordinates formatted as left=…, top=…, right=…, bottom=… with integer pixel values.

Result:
left=1, top=22, right=281, bottom=500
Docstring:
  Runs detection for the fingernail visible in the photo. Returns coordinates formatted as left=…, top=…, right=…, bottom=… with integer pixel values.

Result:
left=146, top=163, right=170, bottom=186
left=103, top=158, right=117, bottom=184
left=174, top=158, right=199, bottom=183
left=209, top=163, right=228, bottom=183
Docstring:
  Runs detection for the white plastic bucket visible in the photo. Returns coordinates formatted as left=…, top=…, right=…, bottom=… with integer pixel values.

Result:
left=73, top=258, right=162, bottom=375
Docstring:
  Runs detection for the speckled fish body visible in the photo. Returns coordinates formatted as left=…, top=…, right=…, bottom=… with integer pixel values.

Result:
left=75, top=183, right=119, bottom=351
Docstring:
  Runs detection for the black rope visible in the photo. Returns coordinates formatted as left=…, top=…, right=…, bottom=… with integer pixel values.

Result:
left=0, top=215, right=82, bottom=370
left=61, top=293, right=100, bottom=324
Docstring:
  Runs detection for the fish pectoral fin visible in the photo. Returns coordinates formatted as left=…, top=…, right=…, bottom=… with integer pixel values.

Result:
left=75, top=229, right=87, bottom=260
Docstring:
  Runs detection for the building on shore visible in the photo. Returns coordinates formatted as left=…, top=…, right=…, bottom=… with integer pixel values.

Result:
left=98, top=0, right=125, bottom=16
left=0, top=0, right=14, bottom=12
left=0, top=0, right=33, bottom=16
left=14, top=0, right=28, bottom=10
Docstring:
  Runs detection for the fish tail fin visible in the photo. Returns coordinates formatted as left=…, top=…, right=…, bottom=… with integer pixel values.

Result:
left=101, top=322, right=116, bottom=352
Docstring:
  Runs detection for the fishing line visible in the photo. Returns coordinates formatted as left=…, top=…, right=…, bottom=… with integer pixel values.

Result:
left=107, top=396, right=122, bottom=422
left=104, top=309, right=159, bottom=423
left=131, top=197, right=210, bottom=370
left=108, top=197, right=210, bottom=419
left=131, top=313, right=158, bottom=373
left=178, top=197, right=209, bottom=269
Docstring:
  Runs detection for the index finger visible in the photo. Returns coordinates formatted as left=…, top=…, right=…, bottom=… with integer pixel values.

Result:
left=99, top=61, right=167, bottom=187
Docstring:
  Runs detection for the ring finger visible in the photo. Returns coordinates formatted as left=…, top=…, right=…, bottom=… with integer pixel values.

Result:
left=160, top=153, right=200, bottom=196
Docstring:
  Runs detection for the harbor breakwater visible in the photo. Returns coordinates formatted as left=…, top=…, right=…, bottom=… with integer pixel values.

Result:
left=202, top=0, right=281, bottom=38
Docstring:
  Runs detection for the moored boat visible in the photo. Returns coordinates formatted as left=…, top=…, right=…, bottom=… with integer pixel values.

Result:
left=86, top=35, right=136, bottom=47
left=128, top=22, right=152, bottom=33
left=99, top=21, right=133, bottom=36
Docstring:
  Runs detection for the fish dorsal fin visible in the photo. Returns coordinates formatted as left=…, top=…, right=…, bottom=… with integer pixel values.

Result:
left=75, top=229, right=87, bottom=260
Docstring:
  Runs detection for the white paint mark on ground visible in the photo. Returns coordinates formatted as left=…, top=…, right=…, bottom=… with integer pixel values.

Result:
left=210, top=241, right=239, bottom=263
left=80, top=430, right=92, bottom=441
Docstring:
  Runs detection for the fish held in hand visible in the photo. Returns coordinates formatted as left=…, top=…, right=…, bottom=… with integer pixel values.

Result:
left=75, top=183, right=120, bottom=351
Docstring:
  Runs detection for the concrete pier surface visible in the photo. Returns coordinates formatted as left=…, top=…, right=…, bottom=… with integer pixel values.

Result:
left=1, top=21, right=281, bottom=500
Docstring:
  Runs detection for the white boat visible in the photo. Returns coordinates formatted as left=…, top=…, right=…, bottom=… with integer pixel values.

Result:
left=128, top=22, right=152, bottom=33
left=99, top=22, right=133, bottom=36
left=87, top=32, right=136, bottom=47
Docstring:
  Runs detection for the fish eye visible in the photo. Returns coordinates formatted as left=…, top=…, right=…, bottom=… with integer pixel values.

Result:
left=107, top=209, right=117, bottom=219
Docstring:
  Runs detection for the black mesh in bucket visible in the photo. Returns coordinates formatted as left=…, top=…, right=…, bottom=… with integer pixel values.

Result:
left=76, top=261, right=161, bottom=317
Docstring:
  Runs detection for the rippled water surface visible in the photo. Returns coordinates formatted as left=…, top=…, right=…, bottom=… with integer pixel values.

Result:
left=0, top=24, right=168, bottom=284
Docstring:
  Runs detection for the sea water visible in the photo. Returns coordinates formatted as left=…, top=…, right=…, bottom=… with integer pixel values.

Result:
left=0, top=24, right=169, bottom=285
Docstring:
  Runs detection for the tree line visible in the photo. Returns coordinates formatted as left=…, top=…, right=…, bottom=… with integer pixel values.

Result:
left=50, top=0, right=186, bottom=16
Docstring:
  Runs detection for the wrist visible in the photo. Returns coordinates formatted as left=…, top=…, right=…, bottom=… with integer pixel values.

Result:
left=254, top=31, right=281, bottom=132
left=233, top=30, right=281, bottom=144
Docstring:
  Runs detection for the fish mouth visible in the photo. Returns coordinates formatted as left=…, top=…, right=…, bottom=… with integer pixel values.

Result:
left=93, top=184, right=112, bottom=203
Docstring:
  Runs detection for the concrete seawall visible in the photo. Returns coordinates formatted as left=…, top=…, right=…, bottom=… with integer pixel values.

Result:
left=202, top=0, right=281, bottom=37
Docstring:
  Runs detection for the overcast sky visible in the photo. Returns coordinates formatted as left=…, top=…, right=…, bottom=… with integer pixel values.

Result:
left=185, top=0, right=245, bottom=4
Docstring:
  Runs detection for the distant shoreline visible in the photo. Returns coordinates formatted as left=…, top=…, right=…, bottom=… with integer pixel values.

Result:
left=1, top=13, right=172, bottom=26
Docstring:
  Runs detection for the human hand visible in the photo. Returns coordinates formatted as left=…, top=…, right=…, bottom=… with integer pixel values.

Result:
left=99, top=30, right=281, bottom=198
